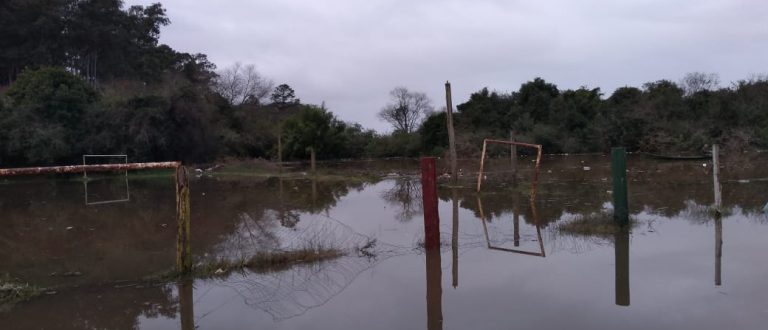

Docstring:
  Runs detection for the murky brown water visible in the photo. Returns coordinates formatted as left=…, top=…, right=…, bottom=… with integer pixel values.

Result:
left=2, top=154, right=768, bottom=329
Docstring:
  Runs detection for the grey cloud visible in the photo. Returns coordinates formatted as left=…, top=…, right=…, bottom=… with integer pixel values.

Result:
left=127, top=0, right=768, bottom=131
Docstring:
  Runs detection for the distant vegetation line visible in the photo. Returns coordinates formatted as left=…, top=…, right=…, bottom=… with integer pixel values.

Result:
left=1, top=1, right=767, bottom=167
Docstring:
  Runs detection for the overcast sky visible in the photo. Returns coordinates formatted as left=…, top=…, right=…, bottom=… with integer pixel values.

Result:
left=127, top=0, right=767, bottom=132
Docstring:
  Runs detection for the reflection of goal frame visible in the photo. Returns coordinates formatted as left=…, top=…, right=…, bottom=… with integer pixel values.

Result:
left=476, top=139, right=543, bottom=201
left=476, top=195, right=545, bottom=257
left=82, top=155, right=130, bottom=205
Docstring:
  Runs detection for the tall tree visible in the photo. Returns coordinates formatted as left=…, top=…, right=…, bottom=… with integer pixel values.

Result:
left=270, top=84, right=299, bottom=106
left=214, top=62, right=273, bottom=105
left=1, top=67, right=98, bottom=165
left=378, top=87, right=434, bottom=133
left=282, top=106, right=346, bottom=171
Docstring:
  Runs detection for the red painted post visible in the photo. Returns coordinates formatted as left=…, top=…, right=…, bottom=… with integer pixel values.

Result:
left=421, top=157, right=440, bottom=250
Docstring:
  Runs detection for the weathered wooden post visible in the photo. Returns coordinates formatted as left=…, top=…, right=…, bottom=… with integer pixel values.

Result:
left=611, top=148, right=629, bottom=225
left=476, top=140, right=488, bottom=192
left=310, top=147, right=316, bottom=175
left=510, top=130, right=517, bottom=175
left=277, top=126, right=283, bottom=165
left=615, top=229, right=630, bottom=306
left=445, top=81, right=458, bottom=184
left=176, top=165, right=192, bottom=274
left=451, top=188, right=459, bottom=288
left=513, top=192, right=520, bottom=247
left=712, top=144, right=722, bottom=215
left=421, top=157, right=440, bottom=250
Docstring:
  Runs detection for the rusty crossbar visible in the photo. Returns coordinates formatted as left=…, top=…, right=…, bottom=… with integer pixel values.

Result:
left=0, top=161, right=192, bottom=274
left=0, top=162, right=181, bottom=176
left=482, top=139, right=542, bottom=149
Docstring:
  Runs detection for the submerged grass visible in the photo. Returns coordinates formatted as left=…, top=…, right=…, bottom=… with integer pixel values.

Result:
left=194, top=248, right=344, bottom=278
left=556, top=212, right=638, bottom=237
left=0, top=274, right=45, bottom=311
left=145, top=247, right=345, bottom=282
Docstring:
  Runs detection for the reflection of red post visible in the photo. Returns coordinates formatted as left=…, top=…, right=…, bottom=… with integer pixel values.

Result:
left=421, top=157, right=440, bottom=250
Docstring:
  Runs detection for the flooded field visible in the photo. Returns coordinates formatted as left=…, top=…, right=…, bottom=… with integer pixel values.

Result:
left=2, top=154, right=768, bottom=329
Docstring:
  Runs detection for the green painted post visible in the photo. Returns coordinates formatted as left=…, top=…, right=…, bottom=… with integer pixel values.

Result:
left=611, top=148, right=629, bottom=225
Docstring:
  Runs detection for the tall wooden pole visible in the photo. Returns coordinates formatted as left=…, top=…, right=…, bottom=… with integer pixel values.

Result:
left=513, top=191, right=520, bottom=247
left=176, top=165, right=192, bottom=274
left=445, top=81, right=458, bottom=184
left=510, top=130, right=517, bottom=176
left=277, top=127, right=283, bottom=165
left=476, top=140, right=488, bottom=192
left=712, top=144, right=722, bottom=215
left=310, top=147, right=316, bottom=175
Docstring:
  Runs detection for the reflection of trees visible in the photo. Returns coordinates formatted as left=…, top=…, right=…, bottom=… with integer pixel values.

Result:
left=203, top=214, right=413, bottom=321
left=1, top=283, right=176, bottom=329
left=380, top=177, right=422, bottom=222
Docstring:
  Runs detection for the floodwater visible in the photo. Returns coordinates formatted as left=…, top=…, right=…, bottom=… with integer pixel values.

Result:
left=2, top=154, right=768, bottom=329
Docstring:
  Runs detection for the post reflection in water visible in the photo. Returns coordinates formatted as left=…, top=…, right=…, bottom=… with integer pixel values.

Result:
left=615, top=228, right=630, bottom=307
left=426, top=247, right=443, bottom=330
left=476, top=195, right=545, bottom=257
left=178, top=279, right=195, bottom=330
left=451, top=188, right=459, bottom=289
left=715, top=213, right=723, bottom=286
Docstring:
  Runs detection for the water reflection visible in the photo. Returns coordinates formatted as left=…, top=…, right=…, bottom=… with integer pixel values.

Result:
left=615, top=229, right=630, bottom=307
left=426, top=248, right=443, bottom=330
left=476, top=195, right=545, bottom=257
left=178, top=279, right=195, bottom=330
left=715, top=213, right=722, bottom=286
left=3, top=154, right=768, bottom=329
left=451, top=188, right=459, bottom=289
left=381, top=177, right=422, bottom=222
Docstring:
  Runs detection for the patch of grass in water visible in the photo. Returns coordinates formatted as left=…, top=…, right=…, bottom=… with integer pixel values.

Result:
left=0, top=274, right=45, bottom=311
left=147, top=247, right=345, bottom=281
left=556, top=212, right=638, bottom=237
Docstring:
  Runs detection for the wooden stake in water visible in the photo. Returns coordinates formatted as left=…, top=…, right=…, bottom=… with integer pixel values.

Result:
left=176, top=165, right=192, bottom=274
left=510, top=130, right=517, bottom=176
left=445, top=81, right=458, bottom=184
left=712, top=144, right=722, bottom=215
left=476, top=140, right=488, bottom=193
left=611, top=148, right=629, bottom=225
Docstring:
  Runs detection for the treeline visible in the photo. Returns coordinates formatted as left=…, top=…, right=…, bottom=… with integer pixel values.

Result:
left=422, top=75, right=768, bottom=156
left=2, top=1, right=767, bottom=167
left=0, top=1, right=380, bottom=166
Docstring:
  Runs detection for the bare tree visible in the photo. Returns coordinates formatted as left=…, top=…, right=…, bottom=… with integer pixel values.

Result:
left=378, top=87, right=434, bottom=133
left=214, top=62, right=274, bottom=105
left=680, top=72, right=720, bottom=96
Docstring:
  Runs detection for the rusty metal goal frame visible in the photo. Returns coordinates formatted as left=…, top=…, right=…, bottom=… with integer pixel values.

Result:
left=476, top=138, right=543, bottom=201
